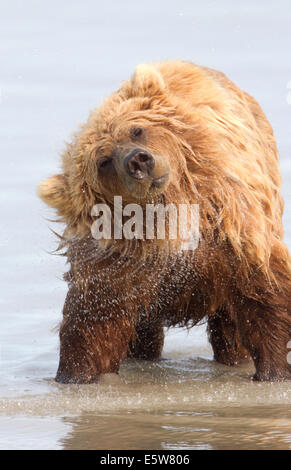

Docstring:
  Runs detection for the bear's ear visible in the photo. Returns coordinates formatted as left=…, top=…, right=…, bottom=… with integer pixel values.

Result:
left=37, top=174, right=69, bottom=211
left=132, top=64, right=166, bottom=97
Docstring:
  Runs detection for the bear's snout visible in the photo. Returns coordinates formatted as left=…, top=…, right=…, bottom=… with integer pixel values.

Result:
left=124, top=148, right=155, bottom=180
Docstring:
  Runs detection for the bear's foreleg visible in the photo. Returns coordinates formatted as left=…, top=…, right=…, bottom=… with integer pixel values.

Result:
left=55, top=286, right=136, bottom=384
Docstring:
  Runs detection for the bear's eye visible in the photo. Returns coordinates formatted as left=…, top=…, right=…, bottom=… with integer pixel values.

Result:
left=98, top=157, right=112, bottom=170
left=131, top=127, right=143, bottom=139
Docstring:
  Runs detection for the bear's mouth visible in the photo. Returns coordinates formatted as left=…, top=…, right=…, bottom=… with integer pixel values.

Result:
left=150, top=173, right=170, bottom=190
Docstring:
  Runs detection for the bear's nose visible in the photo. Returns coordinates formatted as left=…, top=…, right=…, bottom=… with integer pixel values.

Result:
left=124, top=149, right=155, bottom=180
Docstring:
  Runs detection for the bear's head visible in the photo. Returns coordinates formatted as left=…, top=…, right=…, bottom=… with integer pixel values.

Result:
left=38, top=64, right=193, bottom=238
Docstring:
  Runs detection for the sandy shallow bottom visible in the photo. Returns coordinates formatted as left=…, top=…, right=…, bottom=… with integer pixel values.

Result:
left=0, top=327, right=291, bottom=450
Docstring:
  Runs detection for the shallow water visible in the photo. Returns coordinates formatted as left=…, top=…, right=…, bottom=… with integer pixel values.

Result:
left=1, top=327, right=291, bottom=450
left=0, top=0, right=291, bottom=450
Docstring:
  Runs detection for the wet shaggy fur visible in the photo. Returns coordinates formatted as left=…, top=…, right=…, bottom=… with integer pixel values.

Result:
left=38, top=60, right=291, bottom=383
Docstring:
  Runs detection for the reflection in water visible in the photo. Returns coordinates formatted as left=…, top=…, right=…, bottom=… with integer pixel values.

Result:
left=60, top=406, right=291, bottom=450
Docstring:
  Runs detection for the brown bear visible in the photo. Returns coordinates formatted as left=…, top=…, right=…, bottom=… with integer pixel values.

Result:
left=38, top=60, right=291, bottom=383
